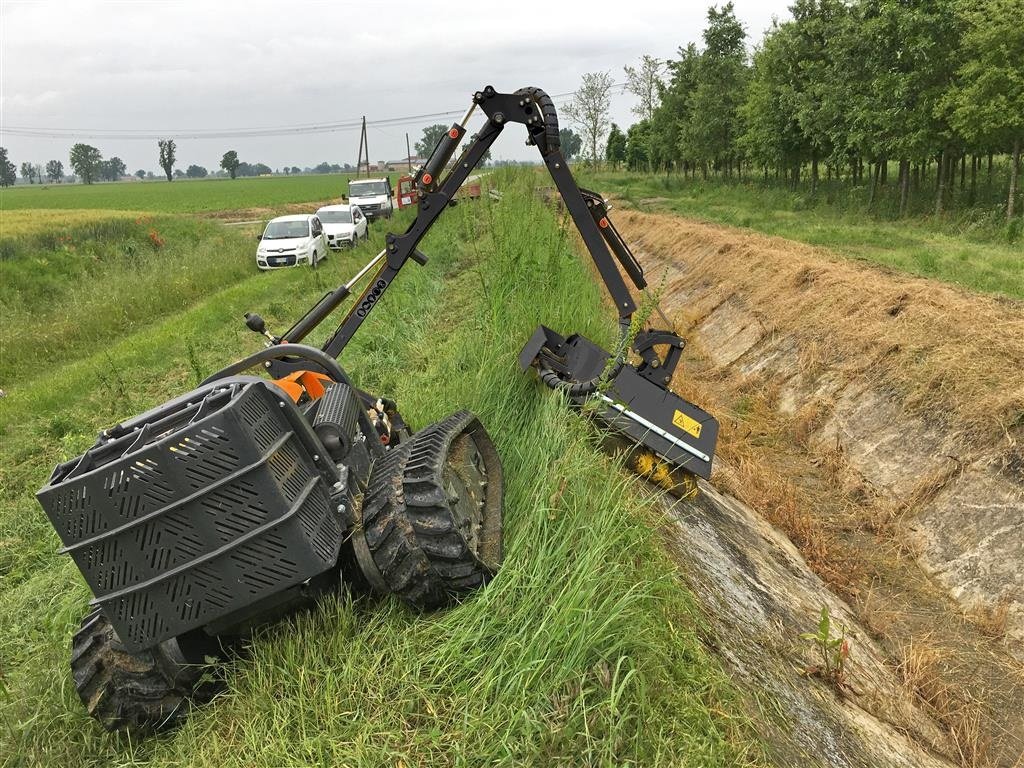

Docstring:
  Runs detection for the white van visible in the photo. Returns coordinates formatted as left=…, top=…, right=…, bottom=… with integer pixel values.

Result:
left=347, top=178, right=393, bottom=220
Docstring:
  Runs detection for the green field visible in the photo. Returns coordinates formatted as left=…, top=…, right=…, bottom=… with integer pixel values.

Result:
left=0, top=173, right=402, bottom=214
left=580, top=171, right=1024, bottom=300
left=0, top=170, right=759, bottom=766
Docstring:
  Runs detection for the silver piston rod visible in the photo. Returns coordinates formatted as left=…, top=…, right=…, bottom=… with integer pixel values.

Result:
left=280, top=249, right=386, bottom=343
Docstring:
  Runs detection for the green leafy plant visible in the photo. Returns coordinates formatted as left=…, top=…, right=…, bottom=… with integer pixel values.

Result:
left=801, top=606, right=851, bottom=693
left=185, top=341, right=207, bottom=387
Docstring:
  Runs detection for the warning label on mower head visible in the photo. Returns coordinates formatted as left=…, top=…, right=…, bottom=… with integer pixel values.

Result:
left=672, top=410, right=702, bottom=439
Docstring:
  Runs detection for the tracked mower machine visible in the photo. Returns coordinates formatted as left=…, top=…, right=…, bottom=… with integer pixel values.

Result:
left=37, top=86, right=718, bottom=733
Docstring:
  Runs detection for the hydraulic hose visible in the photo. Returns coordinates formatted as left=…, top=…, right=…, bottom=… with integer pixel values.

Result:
left=537, top=321, right=629, bottom=397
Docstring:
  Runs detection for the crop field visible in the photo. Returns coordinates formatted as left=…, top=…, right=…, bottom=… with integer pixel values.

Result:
left=0, top=170, right=759, bottom=766
left=0, top=172, right=404, bottom=214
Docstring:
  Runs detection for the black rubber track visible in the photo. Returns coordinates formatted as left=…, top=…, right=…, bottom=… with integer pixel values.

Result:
left=360, top=410, right=503, bottom=610
left=71, top=609, right=219, bottom=732
left=515, top=87, right=560, bottom=156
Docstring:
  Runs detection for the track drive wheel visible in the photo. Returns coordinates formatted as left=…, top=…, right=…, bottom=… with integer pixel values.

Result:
left=353, top=410, right=503, bottom=610
left=71, top=609, right=221, bottom=732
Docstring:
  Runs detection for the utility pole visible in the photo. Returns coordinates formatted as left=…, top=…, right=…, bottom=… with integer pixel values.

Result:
left=406, top=132, right=412, bottom=172
left=355, top=117, right=371, bottom=178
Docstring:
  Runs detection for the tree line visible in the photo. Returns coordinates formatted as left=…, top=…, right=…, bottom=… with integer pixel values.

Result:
left=0, top=140, right=360, bottom=187
left=1, top=121, right=577, bottom=189
left=569, top=0, right=1022, bottom=221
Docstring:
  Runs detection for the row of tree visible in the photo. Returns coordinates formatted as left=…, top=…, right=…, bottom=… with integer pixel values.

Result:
left=0, top=140, right=367, bottom=187
left=1, top=119, right=576, bottom=189
left=568, top=0, right=1022, bottom=220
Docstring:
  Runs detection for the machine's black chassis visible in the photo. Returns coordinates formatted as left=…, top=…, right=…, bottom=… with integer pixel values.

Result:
left=39, top=353, right=502, bottom=731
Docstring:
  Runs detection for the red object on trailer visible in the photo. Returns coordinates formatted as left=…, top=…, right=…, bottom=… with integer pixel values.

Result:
left=397, top=174, right=482, bottom=209
left=396, top=175, right=419, bottom=209
left=461, top=176, right=482, bottom=200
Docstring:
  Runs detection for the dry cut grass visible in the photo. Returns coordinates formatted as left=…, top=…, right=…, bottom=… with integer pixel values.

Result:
left=0, top=207, right=144, bottom=235
left=620, top=210, right=1024, bottom=450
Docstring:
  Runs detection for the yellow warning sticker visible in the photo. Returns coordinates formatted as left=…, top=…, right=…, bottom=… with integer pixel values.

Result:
left=672, top=410, right=702, bottom=439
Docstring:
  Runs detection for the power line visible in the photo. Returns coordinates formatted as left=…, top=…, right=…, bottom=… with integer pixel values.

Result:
left=0, top=85, right=627, bottom=141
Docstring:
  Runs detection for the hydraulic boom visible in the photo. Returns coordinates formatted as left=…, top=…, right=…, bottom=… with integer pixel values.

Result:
left=260, top=85, right=719, bottom=487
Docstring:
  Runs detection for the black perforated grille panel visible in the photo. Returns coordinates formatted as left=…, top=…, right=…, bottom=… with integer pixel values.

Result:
left=38, top=380, right=341, bottom=652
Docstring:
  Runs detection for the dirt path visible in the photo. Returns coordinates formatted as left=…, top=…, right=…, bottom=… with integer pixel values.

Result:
left=619, top=210, right=1024, bottom=767
left=202, top=198, right=339, bottom=224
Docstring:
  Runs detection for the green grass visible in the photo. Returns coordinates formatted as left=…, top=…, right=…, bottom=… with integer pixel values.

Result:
left=581, top=171, right=1024, bottom=300
left=0, top=173, right=403, bottom=214
left=0, top=170, right=759, bottom=766
left=0, top=214, right=254, bottom=382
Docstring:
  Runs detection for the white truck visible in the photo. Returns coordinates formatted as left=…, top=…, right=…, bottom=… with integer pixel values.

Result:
left=347, top=177, right=393, bottom=220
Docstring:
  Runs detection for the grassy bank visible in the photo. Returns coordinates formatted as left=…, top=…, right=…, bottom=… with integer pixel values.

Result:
left=0, top=214, right=255, bottom=383
left=581, top=171, right=1023, bottom=300
left=0, top=170, right=759, bottom=766
left=0, top=173, right=399, bottom=214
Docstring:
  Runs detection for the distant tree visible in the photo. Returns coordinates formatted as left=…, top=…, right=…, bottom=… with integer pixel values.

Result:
left=738, top=19, right=807, bottom=185
left=625, top=120, right=652, bottom=171
left=220, top=150, right=240, bottom=179
left=564, top=70, right=614, bottom=167
left=236, top=162, right=255, bottom=177
left=46, top=160, right=64, bottom=182
left=290, top=166, right=301, bottom=175
left=20, top=162, right=36, bottom=184
left=100, top=156, right=127, bottom=181
left=606, top=123, right=627, bottom=169
left=558, top=128, right=583, bottom=161
left=158, top=139, right=176, bottom=181
left=135, top=169, right=146, bottom=179
left=0, top=147, right=16, bottom=187
left=648, top=43, right=700, bottom=172
left=252, top=163, right=272, bottom=176
left=680, top=3, right=748, bottom=178
left=146, top=171, right=156, bottom=179
left=186, top=164, right=208, bottom=178
left=173, top=169, right=185, bottom=179
left=944, top=0, right=1024, bottom=220
left=415, top=124, right=449, bottom=157
left=69, top=143, right=102, bottom=184
left=283, top=166, right=291, bottom=175
left=314, top=162, right=333, bottom=174
left=623, top=54, right=664, bottom=121
left=838, top=0, right=959, bottom=213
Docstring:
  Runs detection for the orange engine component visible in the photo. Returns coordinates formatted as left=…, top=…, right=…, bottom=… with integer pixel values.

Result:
left=271, top=370, right=334, bottom=403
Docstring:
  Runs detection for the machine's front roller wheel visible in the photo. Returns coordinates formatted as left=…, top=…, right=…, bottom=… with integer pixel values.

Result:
left=355, top=410, right=504, bottom=610
left=71, top=609, right=220, bottom=732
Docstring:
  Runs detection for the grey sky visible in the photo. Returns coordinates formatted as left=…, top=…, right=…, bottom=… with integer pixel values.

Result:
left=1, top=0, right=789, bottom=173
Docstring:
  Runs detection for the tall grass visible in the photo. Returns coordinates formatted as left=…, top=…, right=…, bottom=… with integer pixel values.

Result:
left=0, top=170, right=759, bottom=766
left=0, top=215, right=257, bottom=381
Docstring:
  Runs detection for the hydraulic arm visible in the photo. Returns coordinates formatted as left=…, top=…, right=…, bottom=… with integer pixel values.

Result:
left=258, top=85, right=719, bottom=485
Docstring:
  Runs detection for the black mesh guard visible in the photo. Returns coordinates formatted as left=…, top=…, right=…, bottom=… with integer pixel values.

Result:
left=37, top=379, right=342, bottom=653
